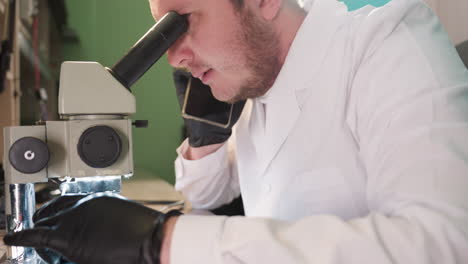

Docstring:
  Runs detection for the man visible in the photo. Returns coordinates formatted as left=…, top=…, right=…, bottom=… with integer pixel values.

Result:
left=5, top=0, right=468, bottom=263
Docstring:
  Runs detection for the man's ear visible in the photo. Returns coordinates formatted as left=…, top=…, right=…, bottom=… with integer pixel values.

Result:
left=256, top=0, right=282, bottom=21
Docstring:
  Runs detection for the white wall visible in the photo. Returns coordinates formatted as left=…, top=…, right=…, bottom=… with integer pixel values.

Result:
left=424, top=0, right=468, bottom=45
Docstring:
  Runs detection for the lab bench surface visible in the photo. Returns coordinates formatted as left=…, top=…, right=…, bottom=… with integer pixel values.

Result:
left=0, top=178, right=189, bottom=263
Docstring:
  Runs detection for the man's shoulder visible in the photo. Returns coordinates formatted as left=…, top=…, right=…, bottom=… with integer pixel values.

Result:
left=346, top=0, right=432, bottom=58
left=347, top=0, right=427, bottom=27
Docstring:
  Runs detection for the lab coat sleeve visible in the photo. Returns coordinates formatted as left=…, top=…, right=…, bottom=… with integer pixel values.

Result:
left=174, top=138, right=240, bottom=210
left=169, top=1, right=468, bottom=263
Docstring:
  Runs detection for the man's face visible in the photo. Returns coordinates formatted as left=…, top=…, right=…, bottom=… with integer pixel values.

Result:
left=150, top=0, right=282, bottom=103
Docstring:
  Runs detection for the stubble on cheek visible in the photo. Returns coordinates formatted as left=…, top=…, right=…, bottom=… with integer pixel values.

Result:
left=201, top=8, right=282, bottom=103
left=226, top=10, right=282, bottom=103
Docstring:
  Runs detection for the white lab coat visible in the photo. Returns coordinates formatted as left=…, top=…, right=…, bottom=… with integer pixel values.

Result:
left=172, top=0, right=468, bottom=263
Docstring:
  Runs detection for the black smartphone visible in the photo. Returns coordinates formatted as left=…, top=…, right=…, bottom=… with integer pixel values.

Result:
left=182, top=76, right=234, bottom=128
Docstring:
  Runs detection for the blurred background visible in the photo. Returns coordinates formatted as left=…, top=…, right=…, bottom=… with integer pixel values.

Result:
left=0, top=0, right=466, bottom=186
left=63, top=0, right=185, bottom=183
left=0, top=0, right=184, bottom=185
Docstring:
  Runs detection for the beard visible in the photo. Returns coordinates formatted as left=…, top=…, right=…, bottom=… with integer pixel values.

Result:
left=226, top=9, right=283, bottom=103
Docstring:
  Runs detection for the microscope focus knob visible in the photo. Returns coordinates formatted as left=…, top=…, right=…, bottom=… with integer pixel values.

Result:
left=9, top=137, right=50, bottom=174
left=132, top=120, right=149, bottom=128
left=77, top=126, right=122, bottom=168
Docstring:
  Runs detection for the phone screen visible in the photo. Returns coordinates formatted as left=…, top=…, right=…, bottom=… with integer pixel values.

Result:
left=182, top=77, right=233, bottom=128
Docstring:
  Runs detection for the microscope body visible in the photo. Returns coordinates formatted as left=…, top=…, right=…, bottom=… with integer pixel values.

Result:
left=2, top=11, right=188, bottom=263
left=3, top=61, right=135, bottom=263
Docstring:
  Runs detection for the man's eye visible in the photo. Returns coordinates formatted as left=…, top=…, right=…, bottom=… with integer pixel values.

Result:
left=183, top=13, right=192, bottom=30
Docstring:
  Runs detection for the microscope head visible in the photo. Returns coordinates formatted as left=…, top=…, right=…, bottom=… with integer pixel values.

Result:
left=58, top=61, right=136, bottom=117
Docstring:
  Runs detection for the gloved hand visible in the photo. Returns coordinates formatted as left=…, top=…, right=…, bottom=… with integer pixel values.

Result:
left=33, top=195, right=87, bottom=264
left=4, top=193, right=182, bottom=264
left=173, top=69, right=246, bottom=147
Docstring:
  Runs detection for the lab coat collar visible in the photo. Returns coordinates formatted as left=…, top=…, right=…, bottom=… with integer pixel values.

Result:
left=255, top=0, right=350, bottom=176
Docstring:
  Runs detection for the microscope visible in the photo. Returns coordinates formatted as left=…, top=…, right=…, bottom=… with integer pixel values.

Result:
left=2, top=12, right=188, bottom=263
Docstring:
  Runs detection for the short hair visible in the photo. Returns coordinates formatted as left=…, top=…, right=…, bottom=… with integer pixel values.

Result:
left=230, top=0, right=244, bottom=10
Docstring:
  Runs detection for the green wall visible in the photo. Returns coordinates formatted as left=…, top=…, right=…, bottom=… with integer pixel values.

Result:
left=63, top=0, right=184, bottom=183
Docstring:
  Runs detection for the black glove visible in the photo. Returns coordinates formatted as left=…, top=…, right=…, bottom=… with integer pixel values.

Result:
left=33, top=195, right=87, bottom=264
left=4, top=193, right=182, bottom=264
left=173, top=69, right=246, bottom=147
left=33, top=195, right=87, bottom=223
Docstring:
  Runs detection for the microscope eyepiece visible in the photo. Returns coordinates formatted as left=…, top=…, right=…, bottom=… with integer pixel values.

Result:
left=109, top=11, right=188, bottom=90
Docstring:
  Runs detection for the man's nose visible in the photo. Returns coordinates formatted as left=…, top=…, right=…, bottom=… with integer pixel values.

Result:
left=167, top=36, right=193, bottom=68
